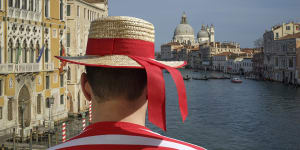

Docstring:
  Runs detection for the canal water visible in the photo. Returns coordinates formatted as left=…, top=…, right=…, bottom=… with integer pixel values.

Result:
left=145, top=70, right=300, bottom=150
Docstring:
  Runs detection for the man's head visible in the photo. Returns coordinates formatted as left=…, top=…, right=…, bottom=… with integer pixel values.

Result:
left=57, top=16, right=187, bottom=130
left=81, top=66, right=147, bottom=103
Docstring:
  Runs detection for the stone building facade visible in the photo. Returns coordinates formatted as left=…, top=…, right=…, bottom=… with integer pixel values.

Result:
left=263, top=32, right=300, bottom=84
left=0, top=0, right=68, bottom=138
left=65, top=0, right=108, bottom=114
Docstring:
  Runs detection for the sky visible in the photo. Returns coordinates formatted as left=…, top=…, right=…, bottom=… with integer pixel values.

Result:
left=108, top=0, right=300, bottom=51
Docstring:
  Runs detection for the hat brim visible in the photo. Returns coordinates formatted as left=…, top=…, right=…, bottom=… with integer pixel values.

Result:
left=56, top=55, right=186, bottom=69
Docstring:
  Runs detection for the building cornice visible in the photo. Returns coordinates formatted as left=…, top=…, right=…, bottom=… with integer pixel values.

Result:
left=69, top=0, right=107, bottom=11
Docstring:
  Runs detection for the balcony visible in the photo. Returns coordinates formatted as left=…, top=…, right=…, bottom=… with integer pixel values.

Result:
left=7, top=7, right=41, bottom=21
left=0, top=64, right=15, bottom=74
left=15, top=63, right=42, bottom=73
left=44, top=63, right=55, bottom=71
left=21, top=10, right=28, bottom=19
left=0, top=63, right=42, bottom=74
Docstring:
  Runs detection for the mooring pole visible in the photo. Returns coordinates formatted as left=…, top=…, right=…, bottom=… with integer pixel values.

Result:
left=13, top=128, right=16, bottom=150
left=29, top=129, right=32, bottom=150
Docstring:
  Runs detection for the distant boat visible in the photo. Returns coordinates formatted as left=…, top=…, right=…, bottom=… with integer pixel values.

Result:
left=193, top=75, right=208, bottom=80
left=183, top=74, right=191, bottom=80
left=231, top=77, right=242, bottom=83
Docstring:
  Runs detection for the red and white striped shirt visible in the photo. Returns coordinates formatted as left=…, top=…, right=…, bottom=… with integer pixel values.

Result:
left=49, top=122, right=206, bottom=150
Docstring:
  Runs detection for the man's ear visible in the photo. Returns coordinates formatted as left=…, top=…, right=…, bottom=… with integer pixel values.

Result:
left=81, top=73, right=92, bottom=101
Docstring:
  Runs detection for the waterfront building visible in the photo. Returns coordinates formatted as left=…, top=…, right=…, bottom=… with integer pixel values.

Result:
left=161, top=42, right=183, bottom=60
left=212, top=52, right=231, bottom=72
left=271, top=22, right=300, bottom=40
left=161, top=12, right=240, bottom=69
left=263, top=31, right=300, bottom=84
left=252, top=52, right=264, bottom=79
left=212, top=52, right=253, bottom=74
left=65, top=0, right=108, bottom=115
left=226, top=57, right=253, bottom=74
left=0, top=0, right=68, bottom=138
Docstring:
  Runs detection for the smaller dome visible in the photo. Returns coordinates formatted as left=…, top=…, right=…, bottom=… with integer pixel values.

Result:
left=197, top=30, right=209, bottom=38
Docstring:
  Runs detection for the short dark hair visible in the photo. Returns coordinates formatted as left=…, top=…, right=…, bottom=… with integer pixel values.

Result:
left=85, top=67, right=147, bottom=102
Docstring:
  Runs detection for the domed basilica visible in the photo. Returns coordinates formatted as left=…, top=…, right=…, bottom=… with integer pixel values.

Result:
left=172, top=12, right=215, bottom=45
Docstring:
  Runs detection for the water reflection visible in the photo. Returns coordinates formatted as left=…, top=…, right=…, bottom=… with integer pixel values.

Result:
left=146, top=70, right=300, bottom=150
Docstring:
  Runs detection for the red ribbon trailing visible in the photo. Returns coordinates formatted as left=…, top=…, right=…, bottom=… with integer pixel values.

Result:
left=63, top=38, right=188, bottom=131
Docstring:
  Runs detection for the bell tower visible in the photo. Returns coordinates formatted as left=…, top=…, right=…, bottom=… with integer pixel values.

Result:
left=210, top=24, right=215, bottom=42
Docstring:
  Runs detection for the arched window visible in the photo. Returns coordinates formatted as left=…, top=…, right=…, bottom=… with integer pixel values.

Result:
left=8, top=99, right=13, bottom=121
left=8, top=0, right=13, bottom=7
left=15, top=0, right=20, bottom=8
left=45, top=40, right=49, bottom=63
left=8, top=39, right=13, bottom=63
left=60, top=0, right=63, bottom=20
left=22, top=41, right=28, bottom=63
left=29, top=0, right=34, bottom=11
left=15, top=40, right=20, bottom=63
left=37, top=94, right=41, bottom=114
left=30, top=41, right=34, bottom=63
left=67, top=66, right=71, bottom=80
left=35, top=0, right=39, bottom=12
left=22, top=0, right=28, bottom=10
left=0, top=41, right=2, bottom=64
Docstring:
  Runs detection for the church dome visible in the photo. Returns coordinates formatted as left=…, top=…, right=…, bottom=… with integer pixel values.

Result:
left=197, top=30, right=209, bottom=38
left=174, top=24, right=195, bottom=36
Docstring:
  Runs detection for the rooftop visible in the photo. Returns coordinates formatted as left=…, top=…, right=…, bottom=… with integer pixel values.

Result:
left=279, top=32, right=300, bottom=40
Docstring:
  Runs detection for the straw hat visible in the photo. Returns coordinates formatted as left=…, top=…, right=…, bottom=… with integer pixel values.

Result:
left=56, top=16, right=185, bottom=68
left=56, top=16, right=188, bottom=131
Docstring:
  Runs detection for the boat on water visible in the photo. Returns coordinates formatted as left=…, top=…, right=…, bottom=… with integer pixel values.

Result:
left=192, top=75, right=208, bottom=80
left=231, top=77, right=242, bottom=83
left=183, top=74, right=191, bottom=80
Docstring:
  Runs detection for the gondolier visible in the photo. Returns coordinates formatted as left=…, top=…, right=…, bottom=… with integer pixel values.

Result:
left=50, top=16, right=205, bottom=150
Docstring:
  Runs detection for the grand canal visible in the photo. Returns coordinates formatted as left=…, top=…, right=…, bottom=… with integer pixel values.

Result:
left=145, top=71, right=300, bottom=150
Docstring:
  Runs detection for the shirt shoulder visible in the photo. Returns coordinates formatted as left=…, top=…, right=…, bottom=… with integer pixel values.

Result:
left=48, top=122, right=206, bottom=150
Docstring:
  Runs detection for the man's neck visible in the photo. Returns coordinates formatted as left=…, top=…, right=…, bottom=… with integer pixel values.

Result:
left=91, top=97, right=148, bottom=126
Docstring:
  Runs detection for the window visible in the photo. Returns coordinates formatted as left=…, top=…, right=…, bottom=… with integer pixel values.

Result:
left=29, top=0, right=33, bottom=11
left=0, top=107, right=2, bottom=120
left=8, top=99, right=13, bottom=121
left=37, top=94, right=41, bottom=114
left=30, top=48, right=34, bottom=63
left=77, top=6, right=80, bottom=17
left=60, top=0, right=63, bottom=20
left=84, top=8, right=86, bottom=18
left=0, top=79, right=2, bottom=96
left=0, top=46, right=2, bottom=64
left=67, top=5, right=70, bottom=16
left=35, top=0, right=39, bottom=12
left=286, top=26, right=291, bottom=30
left=44, top=0, right=49, bottom=18
left=45, top=47, right=48, bottom=63
left=15, top=0, right=20, bottom=8
left=66, top=33, right=70, bottom=47
left=289, top=58, right=293, bottom=68
left=276, top=33, right=279, bottom=39
left=60, top=74, right=64, bottom=87
left=60, top=94, right=64, bottom=104
left=22, top=0, right=27, bottom=10
left=67, top=67, right=71, bottom=80
left=8, top=0, right=13, bottom=7
left=46, top=75, right=50, bottom=89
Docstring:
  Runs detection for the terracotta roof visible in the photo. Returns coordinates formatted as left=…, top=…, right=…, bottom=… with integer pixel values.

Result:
left=279, top=32, right=300, bottom=40
left=162, top=42, right=181, bottom=46
left=214, top=52, right=232, bottom=56
left=83, top=0, right=107, bottom=3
